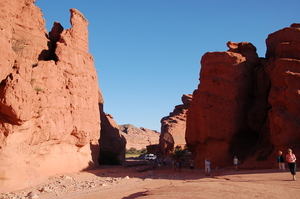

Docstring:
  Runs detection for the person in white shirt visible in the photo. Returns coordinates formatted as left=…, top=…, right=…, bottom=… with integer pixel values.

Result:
left=205, top=158, right=211, bottom=176
left=233, top=156, right=239, bottom=171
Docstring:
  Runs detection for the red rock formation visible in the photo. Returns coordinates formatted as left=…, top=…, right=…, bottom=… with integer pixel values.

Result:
left=0, top=0, right=100, bottom=192
left=186, top=24, right=300, bottom=169
left=186, top=42, right=263, bottom=168
left=119, top=124, right=160, bottom=150
left=265, top=24, right=300, bottom=156
left=160, top=94, right=192, bottom=156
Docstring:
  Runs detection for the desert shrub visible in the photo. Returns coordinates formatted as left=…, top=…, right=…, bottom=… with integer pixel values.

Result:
left=167, top=119, right=177, bottom=123
left=126, top=147, right=138, bottom=155
left=34, top=86, right=43, bottom=92
left=30, top=78, right=36, bottom=85
left=125, top=147, right=147, bottom=157
left=171, top=146, right=188, bottom=160
left=139, top=148, right=147, bottom=155
left=12, top=39, right=27, bottom=54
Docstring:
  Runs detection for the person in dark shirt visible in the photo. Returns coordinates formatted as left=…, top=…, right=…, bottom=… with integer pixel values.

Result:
left=277, top=151, right=285, bottom=171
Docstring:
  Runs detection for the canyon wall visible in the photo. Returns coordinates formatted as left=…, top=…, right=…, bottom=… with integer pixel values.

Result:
left=0, top=0, right=101, bottom=192
left=186, top=24, right=300, bottom=169
left=266, top=23, right=300, bottom=158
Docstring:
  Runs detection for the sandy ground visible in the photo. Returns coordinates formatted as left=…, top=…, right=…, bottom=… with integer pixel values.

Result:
left=1, top=158, right=299, bottom=199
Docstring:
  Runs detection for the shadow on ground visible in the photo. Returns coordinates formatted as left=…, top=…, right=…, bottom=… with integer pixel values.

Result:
left=84, top=156, right=287, bottom=183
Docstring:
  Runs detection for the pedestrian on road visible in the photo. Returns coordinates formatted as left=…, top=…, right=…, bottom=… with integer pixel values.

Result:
left=286, top=148, right=297, bottom=180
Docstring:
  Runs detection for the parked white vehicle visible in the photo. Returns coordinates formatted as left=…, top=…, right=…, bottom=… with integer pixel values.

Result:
left=144, top=154, right=157, bottom=161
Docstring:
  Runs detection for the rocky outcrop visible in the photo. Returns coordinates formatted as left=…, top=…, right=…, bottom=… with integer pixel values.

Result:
left=99, top=111, right=126, bottom=164
left=186, top=42, right=265, bottom=167
left=119, top=124, right=160, bottom=150
left=160, top=94, right=192, bottom=156
left=265, top=24, right=300, bottom=157
left=186, top=24, right=300, bottom=169
left=0, top=0, right=101, bottom=192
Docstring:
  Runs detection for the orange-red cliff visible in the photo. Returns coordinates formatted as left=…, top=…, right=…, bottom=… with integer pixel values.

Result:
left=0, top=0, right=101, bottom=192
left=186, top=24, right=300, bottom=169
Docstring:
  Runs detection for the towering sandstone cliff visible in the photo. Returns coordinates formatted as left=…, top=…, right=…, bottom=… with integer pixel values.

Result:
left=0, top=0, right=101, bottom=192
left=266, top=23, right=300, bottom=158
left=186, top=24, right=300, bottom=168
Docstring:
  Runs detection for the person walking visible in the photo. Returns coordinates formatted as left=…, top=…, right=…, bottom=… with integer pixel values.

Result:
left=157, top=159, right=162, bottom=169
left=286, top=148, right=297, bottom=180
left=277, top=151, right=285, bottom=171
left=163, top=158, right=166, bottom=166
left=189, top=159, right=194, bottom=172
left=205, top=158, right=211, bottom=176
left=178, top=159, right=183, bottom=172
left=233, top=156, right=239, bottom=171
left=173, top=160, right=178, bottom=171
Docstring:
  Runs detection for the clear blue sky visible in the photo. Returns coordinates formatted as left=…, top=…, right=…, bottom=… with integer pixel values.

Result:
left=35, top=0, right=299, bottom=131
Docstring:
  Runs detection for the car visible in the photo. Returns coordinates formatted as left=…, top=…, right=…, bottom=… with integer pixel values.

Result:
left=144, top=154, right=157, bottom=161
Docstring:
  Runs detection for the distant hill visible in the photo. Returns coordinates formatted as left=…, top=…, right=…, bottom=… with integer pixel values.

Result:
left=119, top=124, right=160, bottom=150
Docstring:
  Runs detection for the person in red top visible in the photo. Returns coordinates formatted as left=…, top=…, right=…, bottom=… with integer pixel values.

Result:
left=286, top=148, right=297, bottom=180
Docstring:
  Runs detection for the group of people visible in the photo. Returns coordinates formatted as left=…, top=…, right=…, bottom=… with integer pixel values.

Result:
left=173, top=159, right=195, bottom=173
left=203, top=148, right=297, bottom=180
left=173, top=159, right=183, bottom=172
left=156, top=158, right=166, bottom=169
left=278, top=148, right=297, bottom=180
left=161, top=148, right=297, bottom=181
left=203, top=156, right=239, bottom=176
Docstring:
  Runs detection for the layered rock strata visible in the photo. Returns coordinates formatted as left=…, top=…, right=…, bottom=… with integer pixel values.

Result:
left=160, top=94, right=192, bottom=156
left=186, top=24, right=300, bottom=169
left=186, top=42, right=266, bottom=168
left=265, top=24, right=300, bottom=156
left=0, top=0, right=101, bottom=192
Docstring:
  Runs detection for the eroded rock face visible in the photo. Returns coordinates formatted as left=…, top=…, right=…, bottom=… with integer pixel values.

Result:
left=186, top=24, right=300, bottom=169
left=119, top=124, right=160, bottom=150
left=186, top=42, right=263, bottom=168
left=265, top=24, right=300, bottom=156
left=160, top=94, right=192, bottom=156
left=0, top=0, right=100, bottom=192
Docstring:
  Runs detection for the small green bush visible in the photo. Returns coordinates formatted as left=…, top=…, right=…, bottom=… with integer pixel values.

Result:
left=34, top=86, right=43, bottom=92
left=167, top=119, right=177, bottom=123
left=30, top=78, right=36, bottom=85
left=171, top=146, right=188, bottom=160
left=125, top=147, right=147, bottom=157
left=12, top=39, right=26, bottom=54
left=140, top=148, right=147, bottom=155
